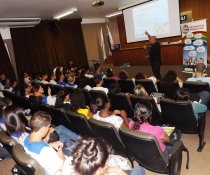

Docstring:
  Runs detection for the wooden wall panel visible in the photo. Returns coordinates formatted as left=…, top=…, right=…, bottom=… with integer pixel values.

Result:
left=109, top=0, right=210, bottom=66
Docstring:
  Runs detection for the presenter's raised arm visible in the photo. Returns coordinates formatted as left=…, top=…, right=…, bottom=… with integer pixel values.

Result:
left=145, top=31, right=151, bottom=38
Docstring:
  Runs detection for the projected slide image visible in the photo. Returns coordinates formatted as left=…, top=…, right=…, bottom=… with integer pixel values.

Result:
left=132, top=0, right=170, bottom=39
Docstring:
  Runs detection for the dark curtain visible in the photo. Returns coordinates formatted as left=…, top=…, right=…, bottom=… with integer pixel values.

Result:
left=11, top=19, right=88, bottom=79
left=0, top=33, right=16, bottom=81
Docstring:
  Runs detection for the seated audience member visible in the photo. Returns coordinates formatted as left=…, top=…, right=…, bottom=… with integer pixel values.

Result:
left=159, top=70, right=183, bottom=99
left=1, top=105, right=29, bottom=144
left=187, top=63, right=210, bottom=85
left=2, top=105, right=79, bottom=154
left=68, top=60, right=76, bottom=72
left=119, top=70, right=129, bottom=80
left=54, top=66, right=63, bottom=81
left=133, top=84, right=162, bottom=109
left=75, top=69, right=92, bottom=90
left=1, top=78, right=14, bottom=92
left=0, top=72, right=6, bottom=84
left=106, top=67, right=119, bottom=80
left=92, top=76, right=109, bottom=94
left=70, top=90, right=93, bottom=119
left=174, top=88, right=207, bottom=120
left=24, top=84, right=32, bottom=98
left=72, top=137, right=145, bottom=175
left=55, top=90, right=71, bottom=110
left=186, top=63, right=210, bottom=105
left=67, top=73, right=78, bottom=88
left=23, top=72, right=32, bottom=86
left=29, top=84, right=56, bottom=105
left=135, top=72, right=157, bottom=87
left=91, top=95, right=129, bottom=130
left=108, top=82, right=122, bottom=95
left=57, top=73, right=67, bottom=86
left=129, top=102, right=171, bottom=154
left=49, top=73, right=57, bottom=85
left=133, top=84, right=148, bottom=97
left=40, top=73, right=49, bottom=84
left=33, top=73, right=41, bottom=84
left=0, top=72, right=6, bottom=91
left=84, top=68, right=94, bottom=78
left=75, top=67, right=83, bottom=79
left=94, top=63, right=105, bottom=78
left=24, top=111, right=72, bottom=175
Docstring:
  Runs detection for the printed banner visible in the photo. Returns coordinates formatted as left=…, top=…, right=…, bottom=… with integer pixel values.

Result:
left=181, top=19, right=207, bottom=72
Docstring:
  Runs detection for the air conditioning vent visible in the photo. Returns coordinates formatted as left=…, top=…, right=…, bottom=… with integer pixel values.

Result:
left=0, top=18, right=41, bottom=28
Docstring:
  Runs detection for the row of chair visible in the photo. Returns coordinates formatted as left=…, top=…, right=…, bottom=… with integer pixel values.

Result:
left=3, top=90, right=206, bottom=152
left=103, top=78, right=210, bottom=94
left=2, top=90, right=192, bottom=174
left=0, top=104, right=189, bottom=175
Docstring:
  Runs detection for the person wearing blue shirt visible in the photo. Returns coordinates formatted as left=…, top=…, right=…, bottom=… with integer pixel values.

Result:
left=187, top=63, right=210, bottom=105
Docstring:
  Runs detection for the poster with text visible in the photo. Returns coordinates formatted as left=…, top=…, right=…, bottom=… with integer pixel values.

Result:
left=181, top=19, right=207, bottom=72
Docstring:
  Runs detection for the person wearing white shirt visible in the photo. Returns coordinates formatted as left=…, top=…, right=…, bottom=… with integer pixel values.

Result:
left=49, top=74, right=57, bottom=85
left=92, top=75, right=109, bottom=94
left=40, top=73, right=49, bottom=84
left=91, top=95, right=129, bottom=130
left=24, top=111, right=72, bottom=175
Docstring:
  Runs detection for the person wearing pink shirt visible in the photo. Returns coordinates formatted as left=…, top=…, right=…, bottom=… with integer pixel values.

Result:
left=128, top=102, right=170, bottom=152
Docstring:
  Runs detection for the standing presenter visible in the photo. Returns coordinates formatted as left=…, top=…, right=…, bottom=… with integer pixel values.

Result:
left=144, top=31, right=161, bottom=79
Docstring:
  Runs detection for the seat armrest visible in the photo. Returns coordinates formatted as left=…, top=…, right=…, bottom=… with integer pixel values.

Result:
left=167, top=140, right=183, bottom=160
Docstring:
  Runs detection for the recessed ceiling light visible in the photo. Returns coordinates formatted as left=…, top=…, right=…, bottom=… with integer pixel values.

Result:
left=54, top=8, right=77, bottom=19
left=105, top=11, right=122, bottom=18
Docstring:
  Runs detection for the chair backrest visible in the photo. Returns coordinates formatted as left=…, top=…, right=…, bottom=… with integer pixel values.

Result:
left=157, top=81, right=180, bottom=98
left=79, top=88, right=92, bottom=106
left=103, top=78, right=118, bottom=88
left=108, top=93, right=134, bottom=118
left=183, top=81, right=210, bottom=93
left=160, top=98, right=198, bottom=133
left=135, top=79, right=157, bottom=94
left=12, top=144, right=48, bottom=175
left=0, top=129, right=17, bottom=153
left=3, top=90, right=15, bottom=99
left=118, top=79, right=135, bottom=93
left=34, top=104, right=53, bottom=116
left=48, top=84, right=63, bottom=95
left=3, top=91, right=31, bottom=110
left=15, top=96, right=33, bottom=110
left=66, top=110, right=93, bottom=136
left=130, top=95, right=162, bottom=125
left=119, top=127, right=168, bottom=173
left=40, top=83, right=49, bottom=96
left=49, top=107, right=72, bottom=129
left=89, top=118, right=127, bottom=156
left=64, top=86, right=76, bottom=94
left=89, top=89, right=107, bottom=100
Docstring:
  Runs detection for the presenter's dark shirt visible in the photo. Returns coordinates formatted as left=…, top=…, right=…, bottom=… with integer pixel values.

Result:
left=149, top=42, right=161, bottom=64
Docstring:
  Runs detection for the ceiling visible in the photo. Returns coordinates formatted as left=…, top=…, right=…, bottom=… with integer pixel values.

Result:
left=0, top=0, right=143, bottom=19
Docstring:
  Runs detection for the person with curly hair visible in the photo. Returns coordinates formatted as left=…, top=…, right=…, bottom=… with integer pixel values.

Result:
left=72, top=137, right=145, bottom=175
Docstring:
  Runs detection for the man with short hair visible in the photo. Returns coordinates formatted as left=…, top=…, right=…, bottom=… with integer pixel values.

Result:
left=187, top=63, right=210, bottom=85
left=93, top=63, right=105, bottom=78
left=187, top=63, right=210, bottom=105
left=24, top=111, right=72, bottom=175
